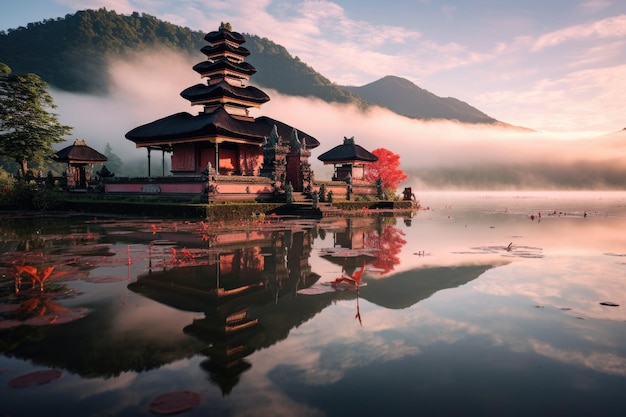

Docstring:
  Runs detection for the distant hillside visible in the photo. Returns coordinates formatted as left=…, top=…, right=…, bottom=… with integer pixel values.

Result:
left=0, top=8, right=365, bottom=106
left=0, top=8, right=508, bottom=125
left=346, top=75, right=497, bottom=124
left=0, top=9, right=204, bottom=93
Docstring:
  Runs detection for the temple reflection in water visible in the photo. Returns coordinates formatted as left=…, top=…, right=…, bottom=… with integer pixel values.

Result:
left=1, top=215, right=494, bottom=397
left=126, top=217, right=488, bottom=394
left=129, top=224, right=321, bottom=394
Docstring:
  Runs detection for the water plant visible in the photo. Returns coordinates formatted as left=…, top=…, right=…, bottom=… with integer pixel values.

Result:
left=14, top=265, right=67, bottom=293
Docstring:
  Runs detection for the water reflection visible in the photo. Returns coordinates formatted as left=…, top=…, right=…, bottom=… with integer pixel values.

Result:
left=0, top=215, right=492, bottom=393
left=1, top=192, right=626, bottom=416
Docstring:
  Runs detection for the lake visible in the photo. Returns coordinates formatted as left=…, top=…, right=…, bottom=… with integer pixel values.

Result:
left=1, top=191, right=626, bottom=416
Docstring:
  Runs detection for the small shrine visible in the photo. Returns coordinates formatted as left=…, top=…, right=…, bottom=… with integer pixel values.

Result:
left=317, top=136, right=378, bottom=181
left=124, top=23, right=318, bottom=199
left=54, top=139, right=107, bottom=189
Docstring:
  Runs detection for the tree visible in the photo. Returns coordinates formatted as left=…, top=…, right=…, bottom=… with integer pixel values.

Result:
left=364, top=148, right=408, bottom=194
left=0, top=63, right=72, bottom=174
left=102, top=142, right=123, bottom=175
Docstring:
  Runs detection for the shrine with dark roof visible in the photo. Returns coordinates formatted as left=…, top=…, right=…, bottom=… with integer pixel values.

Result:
left=113, top=23, right=379, bottom=202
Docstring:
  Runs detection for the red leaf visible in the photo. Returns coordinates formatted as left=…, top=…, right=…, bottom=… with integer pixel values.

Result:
left=352, top=259, right=366, bottom=285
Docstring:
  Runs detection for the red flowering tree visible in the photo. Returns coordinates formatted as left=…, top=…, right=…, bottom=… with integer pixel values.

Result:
left=364, top=148, right=408, bottom=194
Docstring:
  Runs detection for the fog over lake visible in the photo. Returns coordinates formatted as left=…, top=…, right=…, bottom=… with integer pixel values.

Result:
left=51, top=50, right=626, bottom=190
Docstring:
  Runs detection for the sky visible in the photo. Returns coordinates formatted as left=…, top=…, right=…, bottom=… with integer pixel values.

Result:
left=1, top=0, right=626, bottom=189
left=1, top=0, right=625, bottom=133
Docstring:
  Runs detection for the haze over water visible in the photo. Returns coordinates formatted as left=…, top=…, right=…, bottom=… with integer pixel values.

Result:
left=1, top=191, right=626, bottom=416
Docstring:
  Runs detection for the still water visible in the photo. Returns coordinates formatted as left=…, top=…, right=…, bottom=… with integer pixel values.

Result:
left=1, top=191, right=626, bottom=416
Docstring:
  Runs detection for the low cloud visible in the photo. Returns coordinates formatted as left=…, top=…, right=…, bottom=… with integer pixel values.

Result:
left=52, top=49, right=626, bottom=190
left=532, top=14, right=626, bottom=51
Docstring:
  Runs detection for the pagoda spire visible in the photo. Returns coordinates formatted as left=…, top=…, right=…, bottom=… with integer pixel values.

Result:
left=180, top=25, right=269, bottom=119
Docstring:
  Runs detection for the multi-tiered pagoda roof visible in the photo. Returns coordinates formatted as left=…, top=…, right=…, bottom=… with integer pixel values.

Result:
left=126, top=26, right=319, bottom=150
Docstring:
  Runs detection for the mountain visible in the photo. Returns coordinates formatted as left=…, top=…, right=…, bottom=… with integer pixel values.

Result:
left=0, top=8, right=505, bottom=125
left=0, top=9, right=366, bottom=107
left=345, top=75, right=497, bottom=124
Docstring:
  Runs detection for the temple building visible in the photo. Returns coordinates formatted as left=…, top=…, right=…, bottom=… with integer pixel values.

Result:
left=124, top=24, right=319, bottom=195
left=317, top=136, right=378, bottom=181
left=54, top=139, right=107, bottom=189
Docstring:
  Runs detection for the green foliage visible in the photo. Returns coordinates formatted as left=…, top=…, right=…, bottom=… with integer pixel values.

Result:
left=0, top=8, right=366, bottom=106
left=206, top=203, right=282, bottom=222
left=0, top=9, right=205, bottom=93
left=96, top=165, right=115, bottom=178
left=0, top=167, right=14, bottom=194
left=1, top=180, right=62, bottom=210
left=0, top=64, right=72, bottom=172
left=102, top=143, right=123, bottom=175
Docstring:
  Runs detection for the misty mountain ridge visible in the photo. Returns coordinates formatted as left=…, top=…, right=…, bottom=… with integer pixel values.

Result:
left=346, top=76, right=495, bottom=124
left=0, top=8, right=514, bottom=127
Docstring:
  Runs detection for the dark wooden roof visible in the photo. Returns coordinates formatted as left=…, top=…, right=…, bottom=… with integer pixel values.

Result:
left=204, top=28, right=245, bottom=45
left=125, top=26, right=320, bottom=151
left=126, top=107, right=320, bottom=149
left=54, top=140, right=107, bottom=165
left=317, top=137, right=377, bottom=163
left=181, top=80, right=269, bottom=104
left=256, top=116, right=320, bottom=149
left=201, top=43, right=250, bottom=58
left=192, top=60, right=257, bottom=77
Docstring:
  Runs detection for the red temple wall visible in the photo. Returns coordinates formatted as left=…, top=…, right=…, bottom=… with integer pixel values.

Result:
left=171, top=144, right=195, bottom=172
left=238, top=145, right=263, bottom=176
left=198, top=148, right=215, bottom=171
left=174, top=144, right=263, bottom=175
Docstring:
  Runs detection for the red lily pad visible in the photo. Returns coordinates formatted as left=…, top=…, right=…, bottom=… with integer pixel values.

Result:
left=0, top=304, right=21, bottom=313
left=8, top=369, right=62, bottom=388
left=149, top=390, right=202, bottom=415
left=17, top=306, right=88, bottom=327
left=0, top=319, right=22, bottom=330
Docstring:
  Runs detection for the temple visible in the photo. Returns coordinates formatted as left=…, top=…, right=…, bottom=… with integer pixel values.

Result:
left=54, top=139, right=107, bottom=189
left=123, top=23, right=319, bottom=200
left=318, top=136, right=378, bottom=181
left=103, top=23, right=383, bottom=204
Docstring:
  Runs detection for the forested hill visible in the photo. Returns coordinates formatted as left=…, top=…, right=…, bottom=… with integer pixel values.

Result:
left=0, top=8, right=510, bottom=125
left=0, top=8, right=365, bottom=106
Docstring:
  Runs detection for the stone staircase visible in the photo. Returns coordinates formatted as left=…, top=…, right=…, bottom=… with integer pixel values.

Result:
left=270, top=192, right=344, bottom=218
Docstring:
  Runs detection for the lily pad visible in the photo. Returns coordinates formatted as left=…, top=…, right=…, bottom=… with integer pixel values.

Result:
left=0, top=319, right=22, bottom=330
left=85, top=275, right=128, bottom=284
left=8, top=369, right=62, bottom=388
left=149, top=390, right=202, bottom=415
left=20, top=308, right=89, bottom=327
left=599, top=301, right=620, bottom=307
left=0, top=304, right=21, bottom=313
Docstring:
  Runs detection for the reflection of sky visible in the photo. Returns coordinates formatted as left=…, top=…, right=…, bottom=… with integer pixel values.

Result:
left=232, top=192, right=626, bottom=415
left=382, top=191, right=626, bottom=274
left=2, top=192, right=626, bottom=416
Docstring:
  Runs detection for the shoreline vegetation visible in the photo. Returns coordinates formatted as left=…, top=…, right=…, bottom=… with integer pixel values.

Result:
left=0, top=199, right=418, bottom=222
